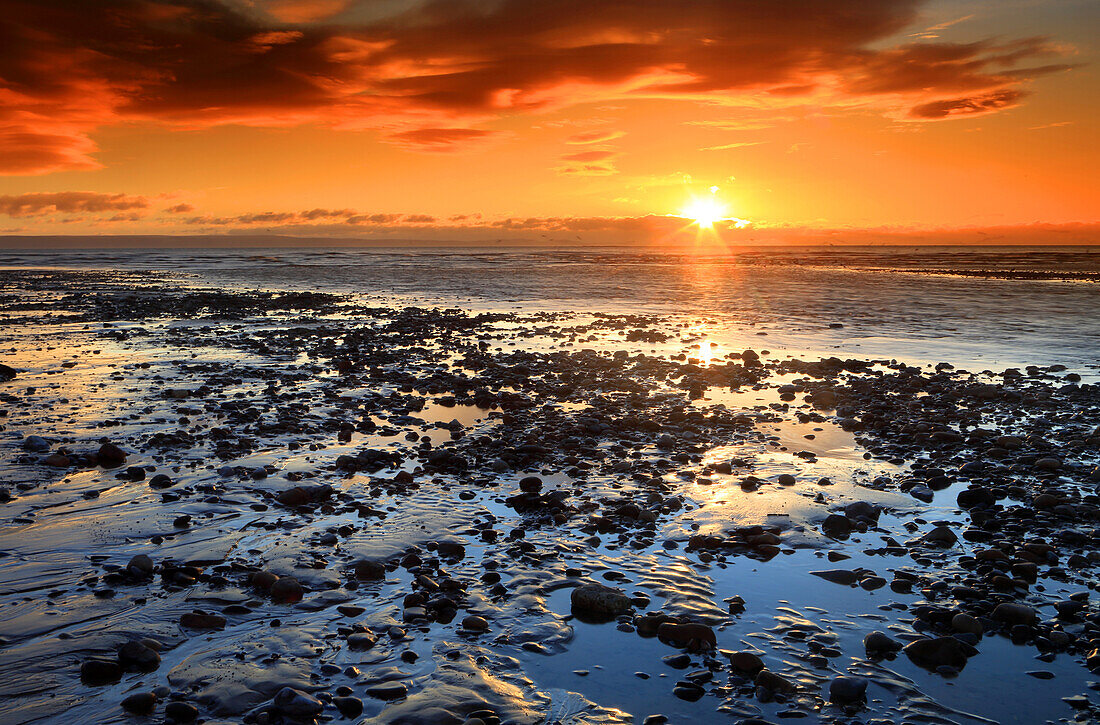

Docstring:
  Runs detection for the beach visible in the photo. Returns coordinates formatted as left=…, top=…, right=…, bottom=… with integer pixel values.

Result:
left=0, top=246, right=1099, bottom=725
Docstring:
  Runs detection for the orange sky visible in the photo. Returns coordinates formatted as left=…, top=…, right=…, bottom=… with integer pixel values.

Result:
left=0, top=0, right=1097, bottom=245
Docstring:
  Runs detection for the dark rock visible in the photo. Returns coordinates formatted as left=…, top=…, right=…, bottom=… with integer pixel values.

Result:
left=274, top=687, right=323, bottom=718
left=571, top=582, right=632, bottom=618
left=270, top=576, right=304, bottom=604
left=821, top=514, right=852, bottom=538
left=863, top=630, right=901, bottom=655
left=829, top=676, right=868, bottom=705
left=119, top=640, right=160, bottom=671
left=164, top=702, right=199, bottom=722
left=96, top=443, right=127, bottom=468
left=903, top=636, right=970, bottom=671
left=367, top=682, right=408, bottom=701
left=121, top=692, right=157, bottom=715
left=80, top=658, right=121, bottom=685
left=334, top=696, right=363, bottom=718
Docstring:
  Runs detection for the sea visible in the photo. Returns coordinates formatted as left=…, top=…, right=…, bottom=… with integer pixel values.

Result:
left=2, top=244, right=1098, bottom=378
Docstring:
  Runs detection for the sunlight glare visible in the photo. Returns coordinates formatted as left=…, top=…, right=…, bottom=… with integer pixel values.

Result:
left=683, top=197, right=727, bottom=227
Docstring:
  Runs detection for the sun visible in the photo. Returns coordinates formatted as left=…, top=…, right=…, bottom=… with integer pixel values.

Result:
left=682, top=197, right=727, bottom=227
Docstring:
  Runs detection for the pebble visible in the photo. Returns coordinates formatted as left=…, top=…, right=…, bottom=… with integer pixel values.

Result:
left=273, top=687, right=323, bottom=718
left=829, top=676, right=868, bottom=704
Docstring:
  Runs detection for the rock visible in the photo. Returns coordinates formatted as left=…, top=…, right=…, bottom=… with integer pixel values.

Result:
left=179, top=612, right=226, bottom=630
left=859, top=575, right=887, bottom=590
left=863, top=630, right=901, bottom=655
left=436, top=541, right=466, bottom=559
left=992, top=602, right=1036, bottom=627
left=347, top=632, right=377, bottom=650
left=776, top=474, right=796, bottom=486
left=164, top=701, right=199, bottom=722
left=354, top=560, right=386, bottom=580
left=149, top=473, right=174, bottom=489
left=0, top=363, right=16, bottom=380
left=271, top=576, right=304, bottom=604
left=252, top=570, right=278, bottom=590
left=673, top=683, right=705, bottom=701
left=951, top=613, right=983, bottom=636
left=821, top=514, right=852, bottom=538
left=844, top=502, right=881, bottom=522
left=829, top=676, right=868, bottom=705
left=956, top=487, right=995, bottom=509
left=811, top=569, right=861, bottom=586
left=119, top=640, right=161, bottom=671
left=570, top=582, right=632, bottom=618
left=274, top=687, right=323, bottom=718
left=334, top=696, right=363, bottom=718
left=121, top=692, right=157, bottom=715
left=80, top=658, right=121, bottom=685
left=921, top=525, right=957, bottom=547
left=461, top=615, right=489, bottom=632
left=127, top=554, right=154, bottom=578
left=42, top=453, right=70, bottom=467
left=337, top=605, right=365, bottom=617
left=910, top=484, right=934, bottom=502
left=1034, top=457, right=1061, bottom=472
left=728, top=651, right=765, bottom=674
left=96, top=443, right=127, bottom=468
left=277, top=486, right=310, bottom=506
left=656, top=622, right=717, bottom=650
left=754, top=669, right=796, bottom=694
left=367, top=682, right=408, bottom=701
left=519, top=476, right=543, bottom=493
left=22, top=435, right=51, bottom=452
left=903, top=636, right=969, bottom=670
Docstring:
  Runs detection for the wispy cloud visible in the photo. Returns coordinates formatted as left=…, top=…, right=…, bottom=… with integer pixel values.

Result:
left=700, top=141, right=766, bottom=151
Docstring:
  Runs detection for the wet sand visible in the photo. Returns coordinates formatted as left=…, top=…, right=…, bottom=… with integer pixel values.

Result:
left=1, top=270, right=1099, bottom=724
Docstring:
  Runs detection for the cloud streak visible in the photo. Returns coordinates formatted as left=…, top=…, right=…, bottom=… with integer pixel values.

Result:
left=0, top=192, right=149, bottom=217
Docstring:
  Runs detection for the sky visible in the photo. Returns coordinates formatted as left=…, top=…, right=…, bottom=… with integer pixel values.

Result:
left=0, top=0, right=1097, bottom=245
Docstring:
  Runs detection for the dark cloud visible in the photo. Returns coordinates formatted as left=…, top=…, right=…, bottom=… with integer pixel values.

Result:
left=0, top=192, right=149, bottom=217
left=165, top=203, right=195, bottom=213
left=908, top=89, right=1026, bottom=119
left=0, top=0, right=1075, bottom=173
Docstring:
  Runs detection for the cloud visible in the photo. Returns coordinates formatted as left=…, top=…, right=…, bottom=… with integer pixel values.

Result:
left=908, top=89, right=1025, bottom=119
left=0, top=128, right=103, bottom=175
left=561, top=150, right=615, bottom=162
left=565, top=130, right=624, bottom=144
left=260, top=0, right=351, bottom=24
left=386, top=128, right=496, bottom=151
left=0, top=0, right=1076, bottom=173
left=165, top=203, right=195, bottom=213
left=0, top=192, right=149, bottom=217
left=557, top=164, right=618, bottom=176
left=700, top=141, right=766, bottom=151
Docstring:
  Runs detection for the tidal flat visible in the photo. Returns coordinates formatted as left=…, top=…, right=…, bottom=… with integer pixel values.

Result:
left=1, top=268, right=1099, bottom=725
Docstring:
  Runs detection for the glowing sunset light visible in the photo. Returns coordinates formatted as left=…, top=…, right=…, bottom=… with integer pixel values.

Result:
left=0, top=0, right=1092, bottom=245
left=683, top=197, right=727, bottom=228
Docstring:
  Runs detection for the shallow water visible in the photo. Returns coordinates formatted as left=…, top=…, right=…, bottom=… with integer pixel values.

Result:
left=1, top=245, right=1098, bottom=376
left=0, top=253, right=1098, bottom=724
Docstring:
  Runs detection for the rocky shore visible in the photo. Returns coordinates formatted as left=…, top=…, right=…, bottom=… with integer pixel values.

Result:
left=1, top=270, right=1098, bottom=724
